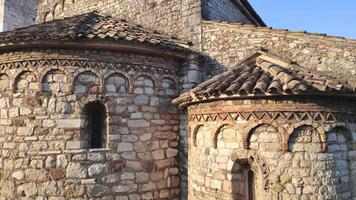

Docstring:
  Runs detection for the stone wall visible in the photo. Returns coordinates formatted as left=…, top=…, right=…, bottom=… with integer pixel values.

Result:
left=187, top=98, right=356, bottom=200
left=201, top=21, right=356, bottom=84
left=36, top=0, right=202, bottom=43
left=0, top=0, right=36, bottom=32
left=0, top=48, right=184, bottom=199
left=201, top=0, right=253, bottom=24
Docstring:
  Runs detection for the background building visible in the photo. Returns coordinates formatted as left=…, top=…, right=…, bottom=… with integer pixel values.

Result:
left=0, top=0, right=36, bottom=31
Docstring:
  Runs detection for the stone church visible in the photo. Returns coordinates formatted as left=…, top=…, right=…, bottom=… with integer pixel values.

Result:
left=0, top=0, right=355, bottom=200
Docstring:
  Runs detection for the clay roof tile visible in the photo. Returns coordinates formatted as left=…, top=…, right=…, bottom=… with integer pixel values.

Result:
left=0, top=11, right=190, bottom=52
left=173, top=51, right=356, bottom=106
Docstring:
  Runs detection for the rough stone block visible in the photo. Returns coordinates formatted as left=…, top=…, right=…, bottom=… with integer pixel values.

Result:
left=65, top=141, right=87, bottom=150
left=66, top=162, right=87, bottom=178
left=57, top=119, right=84, bottom=129
left=117, top=142, right=133, bottom=152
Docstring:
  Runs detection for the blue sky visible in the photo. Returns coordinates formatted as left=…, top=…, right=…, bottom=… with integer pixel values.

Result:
left=249, top=0, right=356, bottom=39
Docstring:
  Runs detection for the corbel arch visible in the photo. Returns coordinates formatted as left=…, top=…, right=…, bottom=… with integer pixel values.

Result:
left=12, top=69, right=39, bottom=93
left=53, top=3, right=63, bottom=18
left=133, top=73, right=157, bottom=86
left=191, top=124, right=204, bottom=147
left=39, top=67, right=71, bottom=93
left=159, top=76, right=178, bottom=97
left=44, top=11, right=54, bottom=22
left=39, top=66, right=71, bottom=80
left=212, top=122, right=236, bottom=149
left=286, top=121, right=327, bottom=152
left=243, top=121, right=286, bottom=151
left=159, top=75, right=178, bottom=86
left=72, top=69, right=103, bottom=94
left=327, top=125, right=353, bottom=150
left=103, top=70, right=133, bottom=94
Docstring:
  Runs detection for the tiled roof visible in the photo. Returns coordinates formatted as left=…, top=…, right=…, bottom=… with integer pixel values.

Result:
left=0, top=11, right=190, bottom=51
left=173, top=51, right=356, bottom=106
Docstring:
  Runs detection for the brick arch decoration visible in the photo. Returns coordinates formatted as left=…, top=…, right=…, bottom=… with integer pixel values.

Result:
left=104, top=72, right=131, bottom=94
left=133, top=74, right=157, bottom=88
left=0, top=73, right=10, bottom=92
left=133, top=74, right=158, bottom=98
left=212, top=122, right=236, bottom=149
left=13, top=69, right=39, bottom=93
left=327, top=125, right=353, bottom=150
left=78, top=95, right=108, bottom=111
left=191, top=124, right=205, bottom=147
left=53, top=3, right=63, bottom=18
left=44, top=11, right=53, bottom=22
left=40, top=67, right=72, bottom=93
left=73, top=70, right=103, bottom=94
left=159, top=76, right=178, bottom=97
left=286, top=122, right=327, bottom=153
left=243, top=121, right=286, bottom=151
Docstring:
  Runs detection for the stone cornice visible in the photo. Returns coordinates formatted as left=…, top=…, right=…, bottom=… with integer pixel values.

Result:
left=0, top=40, right=189, bottom=60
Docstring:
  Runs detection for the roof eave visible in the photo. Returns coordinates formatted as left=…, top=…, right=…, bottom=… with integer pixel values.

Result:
left=174, top=93, right=356, bottom=108
left=0, top=40, right=189, bottom=60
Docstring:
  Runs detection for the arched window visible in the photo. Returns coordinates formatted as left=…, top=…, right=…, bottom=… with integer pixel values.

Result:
left=232, top=161, right=256, bottom=200
left=84, top=101, right=106, bottom=149
left=247, top=168, right=255, bottom=200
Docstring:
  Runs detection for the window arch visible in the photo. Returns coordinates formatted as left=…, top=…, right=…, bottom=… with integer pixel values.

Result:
left=83, top=101, right=107, bottom=149
left=232, top=161, right=256, bottom=200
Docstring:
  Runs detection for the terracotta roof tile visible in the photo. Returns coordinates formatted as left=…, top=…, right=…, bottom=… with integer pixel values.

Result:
left=0, top=11, right=190, bottom=51
left=173, top=51, right=356, bottom=106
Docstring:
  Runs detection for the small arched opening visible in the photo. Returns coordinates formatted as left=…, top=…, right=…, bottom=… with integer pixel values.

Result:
left=232, top=160, right=256, bottom=200
left=83, top=101, right=107, bottom=149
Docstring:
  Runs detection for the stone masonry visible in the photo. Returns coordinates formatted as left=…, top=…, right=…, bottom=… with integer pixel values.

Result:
left=0, top=47, right=188, bottom=199
left=0, top=0, right=355, bottom=199
left=186, top=99, right=356, bottom=200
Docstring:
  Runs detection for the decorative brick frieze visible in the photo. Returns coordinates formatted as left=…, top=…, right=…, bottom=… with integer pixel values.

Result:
left=189, top=110, right=356, bottom=123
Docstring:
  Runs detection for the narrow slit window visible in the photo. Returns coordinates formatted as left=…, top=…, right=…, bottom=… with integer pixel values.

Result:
left=247, top=169, right=255, bottom=200
left=84, top=101, right=106, bottom=149
left=232, top=161, right=256, bottom=200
